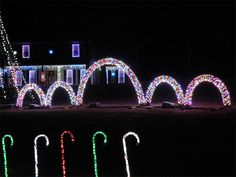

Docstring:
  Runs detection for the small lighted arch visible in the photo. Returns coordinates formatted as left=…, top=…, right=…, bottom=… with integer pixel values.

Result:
left=77, top=58, right=146, bottom=105
left=184, top=74, right=231, bottom=106
left=145, top=75, right=185, bottom=105
left=46, top=81, right=77, bottom=106
left=16, top=84, right=46, bottom=107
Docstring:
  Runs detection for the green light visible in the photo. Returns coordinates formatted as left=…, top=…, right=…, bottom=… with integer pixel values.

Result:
left=92, top=131, right=107, bottom=177
left=2, top=134, right=14, bottom=177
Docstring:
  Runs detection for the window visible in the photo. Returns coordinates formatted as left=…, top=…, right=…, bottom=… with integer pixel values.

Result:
left=72, top=43, right=80, bottom=58
left=22, top=45, right=30, bottom=59
left=29, top=70, right=35, bottom=84
left=16, top=70, right=23, bottom=86
left=66, top=69, right=73, bottom=85
left=118, top=69, right=125, bottom=84
left=80, top=69, right=86, bottom=82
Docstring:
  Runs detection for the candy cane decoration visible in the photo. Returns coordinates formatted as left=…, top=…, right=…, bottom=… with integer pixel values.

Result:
left=92, top=131, right=108, bottom=177
left=34, top=134, right=49, bottom=177
left=2, top=134, right=14, bottom=177
left=61, top=131, right=75, bottom=177
left=123, top=132, right=140, bottom=177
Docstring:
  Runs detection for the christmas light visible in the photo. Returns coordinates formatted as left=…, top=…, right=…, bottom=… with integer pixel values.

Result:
left=16, top=64, right=86, bottom=71
left=2, top=134, right=14, bottom=177
left=60, top=131, right=75, bottom=177
left=57, top=66, right=61, bottom=81
left=0, top=12, right=35, bottom=101
left=16, top=84, right=46, bottom=107
left=0, top=12, right=20, bottom=96
left=48, top=49, right=54, bottom=55
left=184, top=74, right=231, bottom=106
left=34, top=134, right=49, bottom=177
left=92, top=131, right=108, bottom=177
left=145, top=75, right=185, bottom=105
left=46, top=81, right=77, bottom=106
left=77, top=58, right=146, bottom=105
left=122, top=132, right=140, bottom=177
left=0, top=69, right=4, bottom=87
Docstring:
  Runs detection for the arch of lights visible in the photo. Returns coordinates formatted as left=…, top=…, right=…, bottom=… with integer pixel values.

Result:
left=16, top=84, right=46, bottom=107
left=185, top=74, right=231, bottom=106
left=76, top=58, right=146, bottom=105
left=15, top=60, right=232, bottom=108
left=145, top=75, right=185, bottom=105
left=46, top=81, right=77, bottom=106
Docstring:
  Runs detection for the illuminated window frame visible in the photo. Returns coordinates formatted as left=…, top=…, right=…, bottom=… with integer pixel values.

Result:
left=118, top=69, right=125, bottom=84
left=72, top=43, right=80, bottom=58
left=66, top=69, right=73, bottom=85
left=29, top=70, right=35, bottom=84
left=22, top=45, right=30, bottom=59
left=15, top=70, right=23, bottom=86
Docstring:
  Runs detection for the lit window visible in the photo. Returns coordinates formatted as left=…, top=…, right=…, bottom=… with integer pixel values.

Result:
left=66, top=69, right=73, bottom=85
left=118, top=69, right=125, bottom=84
left=29, top=70, right=35, bottom=84
left=80, top=69, right=86, bottom=82
left=16, top=71, right=23, bottom=86
left=72, top=43, right=80, bottom=58
left=22, top=45, right=30, bottom=58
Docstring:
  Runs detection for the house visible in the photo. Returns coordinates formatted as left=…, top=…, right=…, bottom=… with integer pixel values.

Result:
left=0, top=41, right=126, bottom=90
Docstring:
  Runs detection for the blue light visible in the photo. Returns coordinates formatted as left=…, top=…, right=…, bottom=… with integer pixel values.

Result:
left=48, top=49, right=54, bottom=55
left=111, top=72, right=116, bottom=77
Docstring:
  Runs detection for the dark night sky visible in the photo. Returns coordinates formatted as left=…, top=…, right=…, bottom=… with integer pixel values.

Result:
left=0, top=0, right=235, bottom=97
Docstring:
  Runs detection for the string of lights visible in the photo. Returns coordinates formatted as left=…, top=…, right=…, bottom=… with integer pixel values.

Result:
left=0, top=69, right=7, bottom=100
left=46, top=81, right=77, bottom=106
left=34, top=134, right=49, bottom=177
left=92, top=131, right=108, bottom=177
left=77, top=58, right=146, bottom=105
left=16, top=84, right=46, bottom=107
left=15, top=65, right=232, bottom=107
left=2, top=134, right=14, bottom=177
left=145, top=75, right=185, bottom=105
left=0, top=11, right=35, bottom=101
left=60, top=130, right=75, bottom=177
left=122, top=132, right=140, bottom=177
left=0, top=11, right=19, bottom=97
left=185, top=74, right=231, bottom=106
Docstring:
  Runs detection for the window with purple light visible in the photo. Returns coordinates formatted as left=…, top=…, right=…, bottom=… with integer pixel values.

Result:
left=66, top=69, right=73, bottom=85
left=72, top=43, right=80, bottom=58
left=22, top=45, right=30, bottom=59
left=16, top=71, right=23, bottom=86
left=118, top=69, right=125, bottom=84
left=29, top=70, right=35, bottom=84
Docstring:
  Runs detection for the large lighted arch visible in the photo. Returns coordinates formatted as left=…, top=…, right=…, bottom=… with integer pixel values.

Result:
left=46, top=81, right=77, bottom=106
left=184, top=74, right=231, bottom=106
left=77, top=58, right=146, bottom=105
left=16, top=84, right=46, bottom=107
left=145, top=75, right=185, bottom=105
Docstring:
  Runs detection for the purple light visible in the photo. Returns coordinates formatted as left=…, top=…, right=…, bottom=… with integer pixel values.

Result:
left=15, top=71, right=22, bottom=86
left=118, top=69, right=125, bottom=84
left=72, top=44, right=80, bottom=58
left=22, top=45, right=30, bottom=59
left=66, top=69, right=73, bottom=85
left=29, top=70, right=35, bottom=84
